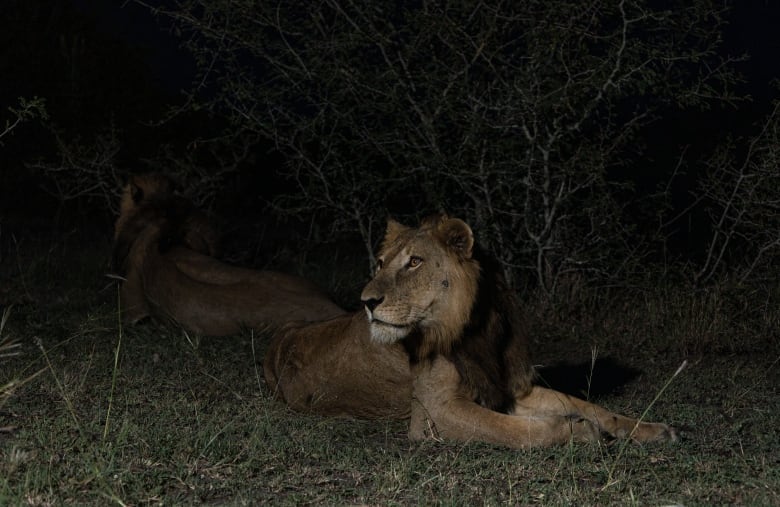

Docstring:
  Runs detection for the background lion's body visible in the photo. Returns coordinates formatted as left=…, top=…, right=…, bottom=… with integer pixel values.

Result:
left=113, top=174, right=344, bottom=335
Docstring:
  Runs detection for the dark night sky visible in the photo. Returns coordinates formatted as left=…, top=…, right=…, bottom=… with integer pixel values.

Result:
left=728, top=2, right=780, bottom=101
left=73, top=1, right=780, bottom=181
left=4, top=1, right=780, bottom=226
left=73, top=0, right=195, bottom=93
left=77, top=1, right=780, bottom=120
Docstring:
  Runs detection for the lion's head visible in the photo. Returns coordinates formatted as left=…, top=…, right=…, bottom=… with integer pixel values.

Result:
left=360, top=215, right=480, bottom=354
left=116, top=173, right=175, bottom=231
left=113, top=173, right=219, bottom=273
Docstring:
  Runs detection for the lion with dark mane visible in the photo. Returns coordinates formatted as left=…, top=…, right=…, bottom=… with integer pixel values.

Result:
left=265, top=215, right=677, bottom=447
left=114, top=178, right=676, bottom=447
left=113, top=173, right=344, bottom=335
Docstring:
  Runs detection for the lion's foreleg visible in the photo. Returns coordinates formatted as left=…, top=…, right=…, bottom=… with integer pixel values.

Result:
left=409, top=395, right=602, bottom=448
left=512, top=386, right=677, bottom=443
left=119, top=272, right=150, bottom=323
left=410, top=358, right=602, bottom=448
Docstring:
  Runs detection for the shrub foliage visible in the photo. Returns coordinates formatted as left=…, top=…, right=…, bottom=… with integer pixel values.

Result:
left=152, top=0, right=744, bottom=292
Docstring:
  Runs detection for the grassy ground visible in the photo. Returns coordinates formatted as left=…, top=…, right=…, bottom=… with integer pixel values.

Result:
left=1, top=229, right=778, bottom=505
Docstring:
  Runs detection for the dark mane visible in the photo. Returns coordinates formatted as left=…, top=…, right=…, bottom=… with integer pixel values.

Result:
left=403, top=246, right=533, bottom=414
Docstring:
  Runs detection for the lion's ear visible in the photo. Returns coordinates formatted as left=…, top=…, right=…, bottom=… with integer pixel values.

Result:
left=384, top=218, right=409, bottom=244
left=130, top=179, right=144, bottom=204
left=438, top=218, right=474, bottom=259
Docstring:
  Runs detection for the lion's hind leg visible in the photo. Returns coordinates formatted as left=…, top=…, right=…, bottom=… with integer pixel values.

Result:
left=512, top=386, right=677, bottom=443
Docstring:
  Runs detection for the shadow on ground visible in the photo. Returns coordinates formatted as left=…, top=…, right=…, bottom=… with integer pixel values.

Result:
left=535, top=357, right=640, bottom=399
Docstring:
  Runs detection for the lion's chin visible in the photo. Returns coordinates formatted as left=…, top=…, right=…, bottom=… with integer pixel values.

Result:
left=367, top=321, right=411, bottom=344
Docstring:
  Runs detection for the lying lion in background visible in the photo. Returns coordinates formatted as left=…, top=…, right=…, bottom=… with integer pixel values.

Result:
left=112, top=174, right=345, bottom=334
left=265, top=215, right=677, bottom=447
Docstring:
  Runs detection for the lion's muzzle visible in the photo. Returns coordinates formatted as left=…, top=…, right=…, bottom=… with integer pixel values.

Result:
left=362, top=296, right=384, bottom=313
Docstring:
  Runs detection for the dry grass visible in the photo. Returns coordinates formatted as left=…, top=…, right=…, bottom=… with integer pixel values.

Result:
left=0, top=231, right=778, bottom=505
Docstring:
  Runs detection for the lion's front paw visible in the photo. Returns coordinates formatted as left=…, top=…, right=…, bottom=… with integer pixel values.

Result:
left=567, top=416, right=602, bottom=443
left=630, top=422, right=678, bottom=443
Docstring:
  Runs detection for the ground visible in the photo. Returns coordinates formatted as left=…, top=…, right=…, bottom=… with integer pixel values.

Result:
left=0, top=227, right=778, bottom=505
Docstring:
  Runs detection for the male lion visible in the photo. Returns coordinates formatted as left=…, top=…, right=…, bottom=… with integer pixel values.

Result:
left=113, top=174, right=345, bottom=334
left=265, top=215, right=677, bottom=448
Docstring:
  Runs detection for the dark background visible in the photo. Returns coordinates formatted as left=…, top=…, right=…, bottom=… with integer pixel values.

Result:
left=2, top=1, right=780, bottom=259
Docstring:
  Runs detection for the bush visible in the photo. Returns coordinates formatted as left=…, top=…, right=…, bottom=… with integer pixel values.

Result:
left=155, top=0, right=739, bottom=293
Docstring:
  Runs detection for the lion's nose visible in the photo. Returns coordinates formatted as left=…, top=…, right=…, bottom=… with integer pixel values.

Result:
left=362, top=296, right=385, bottom=312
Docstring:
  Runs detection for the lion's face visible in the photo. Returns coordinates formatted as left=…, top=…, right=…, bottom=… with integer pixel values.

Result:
left=113, top=173, right=219, bottom=269
left=117, top=174, right=175, bottom=226
left=360, top=215, right=480, bottom=347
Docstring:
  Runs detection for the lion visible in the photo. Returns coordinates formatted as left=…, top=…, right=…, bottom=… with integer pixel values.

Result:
left=113, top=174, right=345, bottom=335
left=265, top=215, right=677, bottom=448
left=113, top=173, right=220, bottom=264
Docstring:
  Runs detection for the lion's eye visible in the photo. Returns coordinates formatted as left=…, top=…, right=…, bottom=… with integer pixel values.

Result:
left=376, top=258, right=384, bottom=272
left=408, top=256, right=423, bottom=268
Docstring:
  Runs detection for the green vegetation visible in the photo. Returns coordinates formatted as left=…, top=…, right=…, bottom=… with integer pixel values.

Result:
left=0, top=231, right=777, bottom=505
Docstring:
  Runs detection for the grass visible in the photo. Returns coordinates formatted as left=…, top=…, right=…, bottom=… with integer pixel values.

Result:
left=1, top=229, right=779, bottom=505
